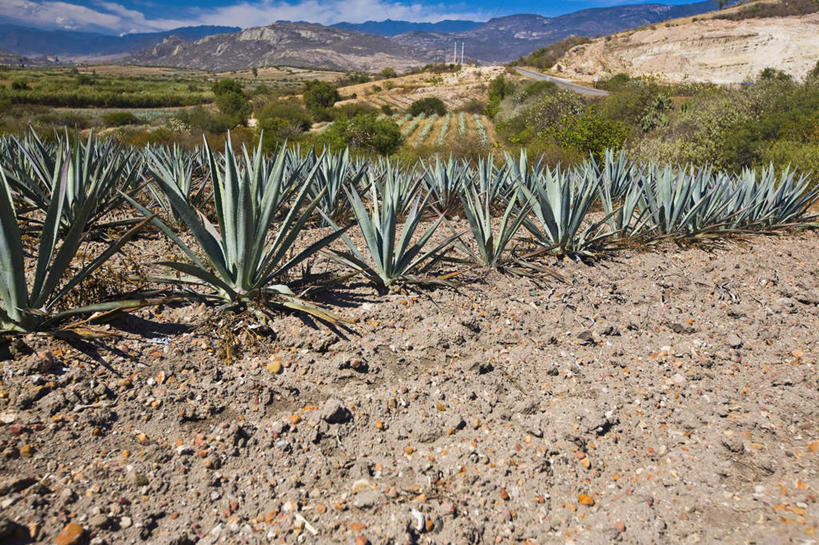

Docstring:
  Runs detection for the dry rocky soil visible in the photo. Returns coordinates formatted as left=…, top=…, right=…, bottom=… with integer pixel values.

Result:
left=1, top=230, right=818, bottom=545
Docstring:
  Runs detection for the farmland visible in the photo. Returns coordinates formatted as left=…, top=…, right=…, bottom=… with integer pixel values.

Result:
left=1, top=54, right=819, bottom=545
left=390, top=111, right=495, bottom=147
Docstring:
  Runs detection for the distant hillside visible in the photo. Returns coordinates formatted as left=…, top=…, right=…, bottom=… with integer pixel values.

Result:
left=553, top=4, right=819, bottom=84
left=331, top=19, right=482, bottom=36
left=0, top=25, right=239, bottom=58
left=389, top=1, right=731, bottom=63
left=127, top=23, right=433, bottom=72
left=0, top=48, right=56, bottom=67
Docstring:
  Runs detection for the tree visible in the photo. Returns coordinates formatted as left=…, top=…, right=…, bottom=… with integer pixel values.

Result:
left=324, top=114, right=403, bottom=155
left=486, top=75, right=517, bottom=118
left=212, top=79, right=243, bottom=96
left=302, top=80, right=340, bottom=111
left=212, top=78, right=251, bottom=125
left=409, top=97, right=446, bottom=117
left=252, top=67, right=258, bottom=78
left=380, top=67, right=397, bottom=79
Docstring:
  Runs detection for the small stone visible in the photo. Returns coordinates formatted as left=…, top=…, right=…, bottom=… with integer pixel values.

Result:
left=355, top=536, right=370, bottom=545
left=128, top=472, right=149, bottom=487
left=19, top=444, right=33, bottom=457
left=614, top=520, right=626, bottom=533
left=726, top=334, right=743, bottom=349
left=319, top=399, right=351, bottom=425
left=266, top=359, right=282, bottom=374
left=89, top=514, right=110, bottom=529
left=55, top=522, right=86, bottom=545
left=722, top=435, right=745, bottom=454
left=351, top=479, right=372, bottom=494
left=353, top=490, right=380, bottom=510
left=578, top=493, right=595, bottom=506
left=499, top=488, right=510, bottom=501
left=576, top=330, right=595, bottom=345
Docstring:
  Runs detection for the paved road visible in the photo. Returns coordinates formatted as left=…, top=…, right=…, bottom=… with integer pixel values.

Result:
left=514, top=67, right=609, bottom=97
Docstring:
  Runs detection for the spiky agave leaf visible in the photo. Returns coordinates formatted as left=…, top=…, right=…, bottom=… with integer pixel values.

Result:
left=4, top=129, right=142, bottom=233
left=421, top=154, right=469, bottom=214
left=521, top=166, right=611, bottom=256
left=329, top=183, right=454, bottom=287
left=131, top=136, right=347, bottom=318
left=458, top=178, right=531, bottom=268
left=0, top=156, right=150, bottom=333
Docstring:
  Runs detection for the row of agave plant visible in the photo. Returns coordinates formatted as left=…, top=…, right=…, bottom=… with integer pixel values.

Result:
left=0, top=130, right=816, bottom=333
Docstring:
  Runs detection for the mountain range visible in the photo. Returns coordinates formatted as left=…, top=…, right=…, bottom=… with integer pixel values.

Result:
left=0, top=0, right=731, bottom=70
left=0, top=24, right=239, bottom=59
left=331, top=19, right=482, bottom=36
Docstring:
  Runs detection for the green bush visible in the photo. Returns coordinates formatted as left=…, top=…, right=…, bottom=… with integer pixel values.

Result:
left=102, top=111, right=141, bottom=126
left=303, top=80, right=341, bottom=111
left=554, top=112, right=629, bottom=161
left=409, top=97, right=447, bottom=117
left=380, top=104, right=394, bottom=116
left=335, top=102, right=377, bottom=120
left=323, top=114, right=403, bottom=155
left=486, top=75, right=517, bottom=118
left=175, top=107, right=236, bottom=134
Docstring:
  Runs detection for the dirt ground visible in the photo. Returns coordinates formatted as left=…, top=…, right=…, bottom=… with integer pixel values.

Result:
left=1, top=228, right=818, bottom=545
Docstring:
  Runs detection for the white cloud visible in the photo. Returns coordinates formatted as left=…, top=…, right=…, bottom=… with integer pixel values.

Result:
left=189, top=0, right=493, bottom=27
left=0, top=0, right=495, bottom=34
left=0, top=0, right=188, bottom=31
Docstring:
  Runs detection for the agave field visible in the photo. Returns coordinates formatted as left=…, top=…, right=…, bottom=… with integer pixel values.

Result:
left=1, top=132, right=816, bottom=331
left=1, top=131, right=818, bottom=545
left=395, top=113, right=494, bottom=147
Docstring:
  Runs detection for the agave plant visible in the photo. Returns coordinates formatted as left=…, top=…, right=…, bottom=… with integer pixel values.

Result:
left=128, top=137, right=346, bottom=318
left=521, top=167, right=611, bottom=256
left=144, top=143, right=208, bottom=224
left=588, top=149, right=636, bottom=200
left=329, top=183, right=454, bottom=288
left=3, top=130, right=142, bottom=233
left=639, top=164, right=734, bottom=237
left=0, top=160, right=150, bottom=333
left=598, top=170, right=649, bottom=239
left=504, top=149, right=545, bottom=192
left=727, top=166, right=818, bottom=228
left=308, top=147, right=366, bottom=222
left=459, top=178, right=531, bottom=268
left=421, top=154, right=469, bottom=214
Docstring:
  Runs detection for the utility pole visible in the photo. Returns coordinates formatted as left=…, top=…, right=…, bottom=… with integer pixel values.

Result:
left=461, top=41, right=464, bottom=65
left=453, top=42, right=457, bottom=64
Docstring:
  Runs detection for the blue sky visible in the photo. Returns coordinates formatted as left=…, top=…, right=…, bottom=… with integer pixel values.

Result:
left=0, top=0, right=708, bottom=33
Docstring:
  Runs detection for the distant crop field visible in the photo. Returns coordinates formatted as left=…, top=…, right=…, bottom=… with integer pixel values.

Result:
left=394, top=111, right=495, bottom=147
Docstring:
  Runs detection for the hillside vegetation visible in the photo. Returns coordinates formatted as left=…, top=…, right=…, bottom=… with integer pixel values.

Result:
left=496, top=64, right=819, bottom=175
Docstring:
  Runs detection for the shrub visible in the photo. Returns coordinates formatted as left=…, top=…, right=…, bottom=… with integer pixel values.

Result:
left=380, top=67, right=397, bottom=79
left=323, top=114, right=403, bottom=155
left=335, top=102, right=377, bottom=120
left=175, top=107, right=236, bottom=134
left=554, top=112, right=629, bottom=161
left=409, top=97, right=447, bottom=117
left=103, top=111, right=141, bottom=126
left=212, top=79, right=244, bottom=96
left=303, top=80, right=341, bottom=110
left=381, top=104, right=394, bottom=116
left=257, top=102, right=312, bottom=131
left=459, top=99, right=487, bottom=114
left=486, top=75, right=517, bottom=118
